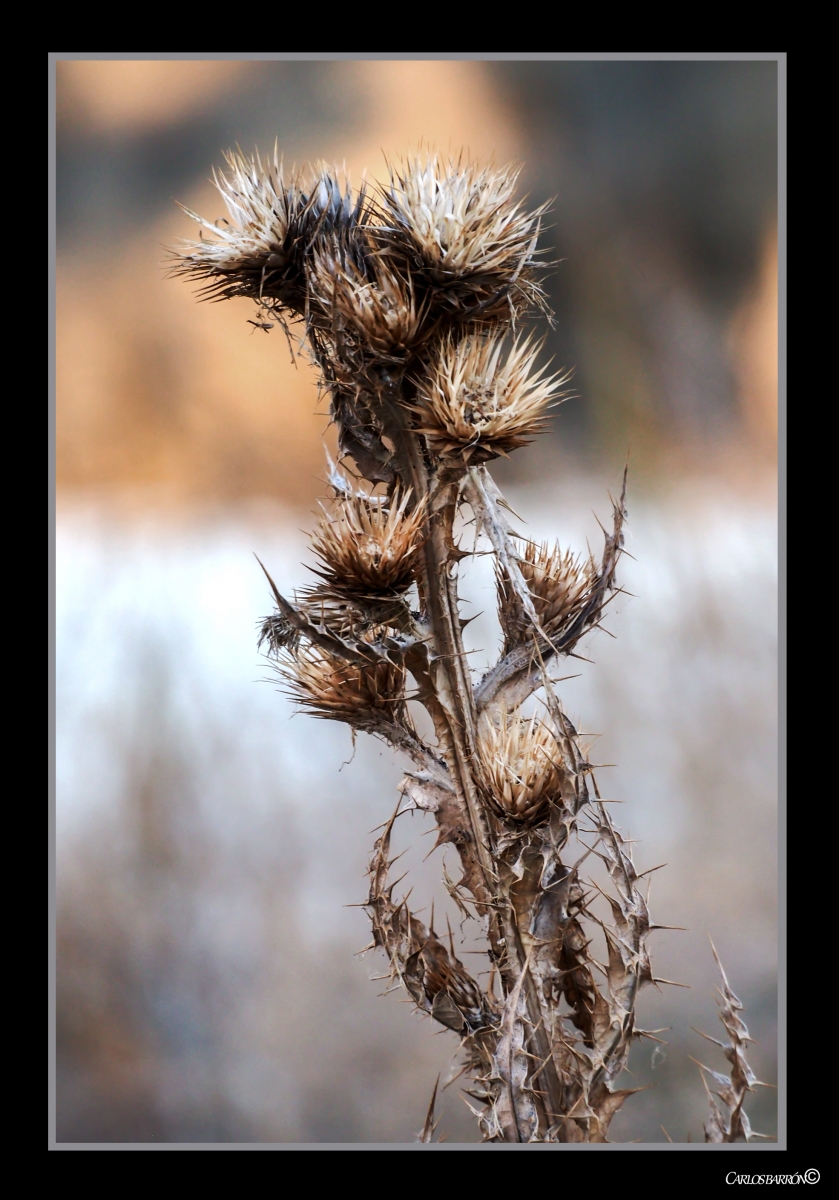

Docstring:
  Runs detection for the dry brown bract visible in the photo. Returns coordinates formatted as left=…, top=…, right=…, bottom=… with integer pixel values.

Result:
left=696, top=943, right=772, bottom=1143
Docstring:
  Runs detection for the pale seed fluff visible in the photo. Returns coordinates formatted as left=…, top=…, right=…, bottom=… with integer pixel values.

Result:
left=476, top=711, right=569, bottom=824
left=413, top=332, right=569, bottom=463
left=309, top=489, right=426, bottom=596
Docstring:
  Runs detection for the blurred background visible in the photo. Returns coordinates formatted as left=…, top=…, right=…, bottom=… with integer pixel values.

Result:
left=55, top=58, right=779, bottom=1144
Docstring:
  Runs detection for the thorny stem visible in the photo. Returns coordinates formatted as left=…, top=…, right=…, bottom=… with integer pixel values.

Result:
left=384, top=394, right=566, bottom=1136
left=386, top=404, right=493, bottom=872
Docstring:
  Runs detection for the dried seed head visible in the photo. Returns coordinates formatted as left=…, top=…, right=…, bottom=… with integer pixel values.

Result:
left=413, top=332, right=568, bottom=463
left=498, top=541, right=597, bottom=652
left=309, top=489, right=426, bottom=596
left=308, top=246, right=425, bottom=359
left=284, top=640, right=408, bottom=727
left=476, top=711, right=569, bottom=824
left=259, top=591, right=399, bottom=655
left=379, top=154, right=549, bottom=322
left=168, top=148, right=364, bottom=317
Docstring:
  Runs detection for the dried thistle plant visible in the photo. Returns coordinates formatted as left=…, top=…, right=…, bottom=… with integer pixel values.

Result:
left=171, top=147, right=761, bottom=1144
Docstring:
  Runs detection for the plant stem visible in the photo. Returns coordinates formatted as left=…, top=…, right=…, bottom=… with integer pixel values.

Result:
left=384, top=394, right=566, bottom=1139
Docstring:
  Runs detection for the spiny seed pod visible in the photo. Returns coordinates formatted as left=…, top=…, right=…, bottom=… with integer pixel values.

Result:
left=475, top=711, right=570, bottom=824
left=284, top=641, right=409, bottom=727
left=309, top=489, right=426, bottom=597
left=412, top=332, right=568, bottom=463
left=378, top=154, right=549, bottom=322
left=308, top=247, right=426, bottom=360
left=498, top=541, right=597, bottom=652
left=168, top=149, right=365, bottom=317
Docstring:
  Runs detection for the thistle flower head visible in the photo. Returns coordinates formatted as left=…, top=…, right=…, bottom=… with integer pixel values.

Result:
left=307, top=247, right=424, bottom=359
left=168, top=148, right=365, bottom=316
left=475, top=710, right=569, bottom=824
left=498, top=541, right=597, bottom=652
left=378, top=154, right=549, bottom=322
left=412, top=332, right=568, bottom=463
left=283, top=639, right=408, bottom=727
left=309, top=488, right=426, bottom=597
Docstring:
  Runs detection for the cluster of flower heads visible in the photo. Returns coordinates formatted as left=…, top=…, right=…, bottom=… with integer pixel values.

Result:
left=176, top=148, right=593, bottom=833
left=259, top=489, right=424, bottom=744
left=170, top=148, right=562, bottom=469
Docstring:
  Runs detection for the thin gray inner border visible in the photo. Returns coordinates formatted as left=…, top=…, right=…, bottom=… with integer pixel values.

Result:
left=48, top=49, right=787, bottom=1153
